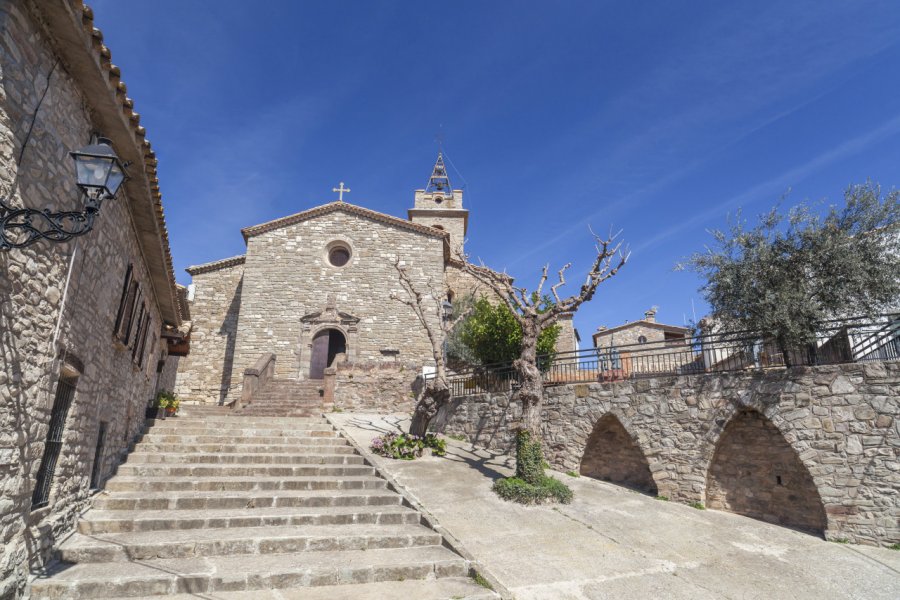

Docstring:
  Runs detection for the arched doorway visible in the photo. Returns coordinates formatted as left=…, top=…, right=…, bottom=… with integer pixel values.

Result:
left=579, top=414, right=658, bottom=494
left=705, top=409, right=826, bottom=535
left=309, top=328, right=347, bottom=379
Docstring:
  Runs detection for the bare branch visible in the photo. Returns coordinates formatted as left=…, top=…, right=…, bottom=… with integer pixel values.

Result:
left=550, top=263, right=571, bottom=305
left=536, top=264, right=549, bottom=298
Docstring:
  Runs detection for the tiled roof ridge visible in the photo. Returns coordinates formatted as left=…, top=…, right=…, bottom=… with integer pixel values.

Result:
left=56, top=2, right=181, bottom=323
left=593, top=319, right=691, bottom=337
left=186, top=254, right=246, bottom=275
left=241, top=201, right=452, bottom=242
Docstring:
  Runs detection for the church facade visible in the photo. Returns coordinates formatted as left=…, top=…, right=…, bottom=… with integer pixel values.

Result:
left=174, top=156, right=575, bottom=406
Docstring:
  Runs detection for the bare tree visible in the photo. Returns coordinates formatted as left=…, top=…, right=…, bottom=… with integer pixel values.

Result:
left=460, top=230, right=628, bottom=473
left=391, top=258, right=470, bottom=436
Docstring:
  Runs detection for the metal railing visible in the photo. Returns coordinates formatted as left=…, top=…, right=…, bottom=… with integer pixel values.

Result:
left=447, top=315, right=900, bottom=397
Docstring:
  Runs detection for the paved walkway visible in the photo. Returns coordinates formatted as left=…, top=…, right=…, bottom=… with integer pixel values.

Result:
left=330, top=413, right=900, bottom=600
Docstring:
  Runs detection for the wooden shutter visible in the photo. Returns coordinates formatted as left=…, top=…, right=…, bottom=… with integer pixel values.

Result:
left=113, top=265, right=133, bottom=336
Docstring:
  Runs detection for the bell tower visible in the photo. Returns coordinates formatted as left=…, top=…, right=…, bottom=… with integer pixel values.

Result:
left=409, top=153, right=468, bottom=257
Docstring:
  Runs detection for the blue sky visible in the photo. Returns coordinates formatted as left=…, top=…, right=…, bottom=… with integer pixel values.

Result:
left=91, top=1, right=900, bottom=340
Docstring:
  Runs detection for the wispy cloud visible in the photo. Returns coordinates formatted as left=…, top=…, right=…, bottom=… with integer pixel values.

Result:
left=632, top=113, right=900, bottom=254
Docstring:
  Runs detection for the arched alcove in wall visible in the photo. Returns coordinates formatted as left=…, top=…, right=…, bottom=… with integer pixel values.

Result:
left=579, top=413, right=658, bottom=494
left=705, top=409, right=826, bottom=535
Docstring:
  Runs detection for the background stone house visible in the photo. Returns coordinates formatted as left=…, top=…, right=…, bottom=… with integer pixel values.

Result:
left=592, top=308, right=693, bottom=376
left=0, top=2, right=182, bottom=597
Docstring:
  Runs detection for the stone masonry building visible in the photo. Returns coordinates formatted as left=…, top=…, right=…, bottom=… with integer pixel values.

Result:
left=174, top=155, right=578, bottom=408
left=0, top=2, right=183, bottom=597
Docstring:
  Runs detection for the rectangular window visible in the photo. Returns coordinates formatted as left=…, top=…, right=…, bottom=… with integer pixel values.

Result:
left=137, top=316, right=152, bottom=367
left=118, top=281, right=139, bottom=344
left=32, top=376, right=78, bottom=509
left=90, top=421, right=108, bottom=489
left=113, top=265, right=133, bottom=336
left=131, top=304, right=146, bottom=361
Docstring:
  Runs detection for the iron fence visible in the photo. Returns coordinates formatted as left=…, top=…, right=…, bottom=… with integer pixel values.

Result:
left=447, top=314, right=900, bottom=397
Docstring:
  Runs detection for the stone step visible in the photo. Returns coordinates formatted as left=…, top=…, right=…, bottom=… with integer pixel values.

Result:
left=78, top=505, right=423, bottom=534
left=105, top=475, right=387, bottom=493
left=172, top=415, right=326, bottom=425
left=132, top=443, right=357, bottom=455
left=31, top=546, right=468, bottom=598
left=59, top=523, right=443, bottom=562
left=140, top=426, right=337, bottom=437
left=149, top=421, right=335, bottom=432
left=137, top=434, right=345, bottom=445
left=116, top=463, right=376, bottom=478
left=235, top=410, right=323, bottom=417
left=125, top=452, right=366, bottom=465
left=106, top=578, right=497, bottom=599
left=92, top=489, right=403, bottom=511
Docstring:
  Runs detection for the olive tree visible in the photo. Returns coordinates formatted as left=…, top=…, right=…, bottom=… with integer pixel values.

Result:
left=679, top=182, right=900, bottom=365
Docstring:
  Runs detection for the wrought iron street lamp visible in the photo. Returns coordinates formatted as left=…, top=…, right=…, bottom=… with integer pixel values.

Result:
left=0, top=137, right=127, bottom=250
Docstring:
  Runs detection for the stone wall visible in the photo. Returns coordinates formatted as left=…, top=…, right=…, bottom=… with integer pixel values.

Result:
left=332, top=360, right=420, bottom=414
left=230, top=209, right=444, bottom=401
left=437, top=362, right=900, bottom=546
left=173, top=259, right=243, bottom=404
left=594, top=321, right=689, bottom=348
left=0, top=3, right=178, bottom=597
left=556, top=313, right=578, bottom=354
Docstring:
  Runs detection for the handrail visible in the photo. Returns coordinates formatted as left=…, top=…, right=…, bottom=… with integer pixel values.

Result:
left=230, top=352, right=276, bottom=410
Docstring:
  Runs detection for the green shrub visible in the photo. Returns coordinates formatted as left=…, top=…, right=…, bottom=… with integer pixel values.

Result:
left=493, top=475, right=573, bottom=505
left=655, top=495, right=669, bottom=501
left=565, top=471, right=580, bottom=478
left=370, top=432, right=446, bottom=460
left=888, top=543, right=899, bottom=551
left=689, top=502, right=705, bottom=510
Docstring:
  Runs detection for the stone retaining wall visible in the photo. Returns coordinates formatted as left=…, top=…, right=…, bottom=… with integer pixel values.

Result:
left=332, top=361, right=420, bottom=414
left=436, top=362, right=900, bottom=546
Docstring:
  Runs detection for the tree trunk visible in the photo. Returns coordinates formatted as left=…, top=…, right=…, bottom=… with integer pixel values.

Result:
left=409, top=378, right=450, bottom=437
left=778, top=334, right=794, bottom=367
left=512, top=319, right=545, bottom=480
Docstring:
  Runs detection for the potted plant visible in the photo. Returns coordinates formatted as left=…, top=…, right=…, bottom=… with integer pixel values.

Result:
left=158, top=390, right=179, bottom=417
left=146, top=390, right=177, bottom=420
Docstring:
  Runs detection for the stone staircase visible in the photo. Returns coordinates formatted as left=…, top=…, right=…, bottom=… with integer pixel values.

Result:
left=237, top=379, right=328, bottom=417
left=29, top=411, right=495, bottom=599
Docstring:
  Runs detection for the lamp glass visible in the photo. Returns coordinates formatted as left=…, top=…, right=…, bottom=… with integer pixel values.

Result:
left=75, top=155, right=113, bottom=189
left=105, top=160, right=125, bottom=196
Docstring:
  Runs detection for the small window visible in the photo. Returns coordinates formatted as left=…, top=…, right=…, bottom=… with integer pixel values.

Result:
left=327, top=244, right=351, bottom=267
left=638, top=335, right=647, bottom=344
left=432, top=224, right=445, bottom=230
left=32, top=374, right=78, bottom=509
left=434, top=196, right=444, bottom=204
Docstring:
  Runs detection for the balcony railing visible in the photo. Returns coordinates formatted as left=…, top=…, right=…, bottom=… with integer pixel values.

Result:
left=447, top=314, right=899, bottom=397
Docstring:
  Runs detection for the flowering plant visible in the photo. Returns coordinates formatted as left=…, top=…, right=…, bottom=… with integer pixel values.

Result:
left=370, top=431, right=446, bottom=460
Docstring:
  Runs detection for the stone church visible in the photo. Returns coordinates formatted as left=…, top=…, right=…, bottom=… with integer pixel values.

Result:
left=174, top=156, right=578, bottom=408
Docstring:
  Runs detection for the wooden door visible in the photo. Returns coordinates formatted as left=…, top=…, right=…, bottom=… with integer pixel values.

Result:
left=309, top=330, right=330, bottom=379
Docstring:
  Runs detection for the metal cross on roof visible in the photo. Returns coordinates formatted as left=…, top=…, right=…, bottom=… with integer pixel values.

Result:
left=332, top=182, right=351, bottom=202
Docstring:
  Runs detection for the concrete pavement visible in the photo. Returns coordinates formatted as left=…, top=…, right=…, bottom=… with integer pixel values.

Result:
left=329, top=412, right=900, bottom=600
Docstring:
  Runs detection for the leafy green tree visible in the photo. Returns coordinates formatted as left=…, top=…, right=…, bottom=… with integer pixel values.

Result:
left=451, top=295, right=560, bottom=367
left=680, top=182, right=900, bottom=365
